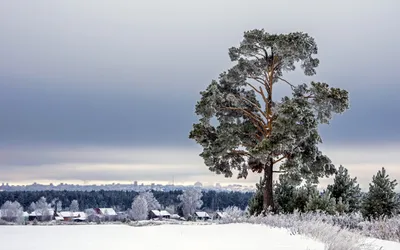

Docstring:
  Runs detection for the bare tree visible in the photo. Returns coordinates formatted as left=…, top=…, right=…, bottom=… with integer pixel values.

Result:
left=69, top=200, right=79, bottom=212
left=131, top=195, right=148, bottom=221
left=179, top=188, right=203, bottom=219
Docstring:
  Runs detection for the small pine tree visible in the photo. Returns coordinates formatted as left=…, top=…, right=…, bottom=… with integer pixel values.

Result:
left=248, top=178, right=263, bottom=216
left=274, top=176, right=296, bottom=213
left=292, top=181, right=319, bottom=212
left=362, top=167, right=400, bottom=219
left=327, top=165, right=361, bottom=212
left=306, top=190, right=336, bottom=215
left=335, top=197, right=349, bottom=215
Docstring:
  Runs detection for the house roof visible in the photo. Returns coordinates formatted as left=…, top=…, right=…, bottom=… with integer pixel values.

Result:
left=195, top=211, right=210, bottom=218
left=99, top=208, right=117, bottom=216
left=58, top=211, right=87, bottom=219
left=55, top=216, right=64, bottom=221
left=59, top=211, right=74, bottom=217
left=150, top=210, right=171, bottom=216
left=170, top=214, right=180, bottom=219
left=29, top=209, right=54, bottom=216
left=216, top=212, right=227, bottom=218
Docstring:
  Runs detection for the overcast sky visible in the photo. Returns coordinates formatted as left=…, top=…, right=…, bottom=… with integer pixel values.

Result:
left=0, top=0, right=399, bottom=190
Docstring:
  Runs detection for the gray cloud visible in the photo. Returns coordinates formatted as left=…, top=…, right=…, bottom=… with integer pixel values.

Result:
left=0, top=0, right=399, bottom=185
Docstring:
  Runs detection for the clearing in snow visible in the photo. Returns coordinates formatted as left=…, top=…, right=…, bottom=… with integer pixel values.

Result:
left=0, top=224, right=398, bottom=250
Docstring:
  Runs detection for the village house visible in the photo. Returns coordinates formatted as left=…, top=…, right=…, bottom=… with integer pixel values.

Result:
left=58, top=211, right=87, bottom=222
left=94, top=208, right=117, bottom=221
left=149, top=210, right=171, bottom=219
left=194, top=211, right=211, bottom=221
left=29, top=209, right=54, bottom=221
left=214, top=211, right=227, bottom=220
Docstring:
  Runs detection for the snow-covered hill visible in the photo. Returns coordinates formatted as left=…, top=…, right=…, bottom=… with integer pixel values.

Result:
left=0, top=224, right=398, bottom=250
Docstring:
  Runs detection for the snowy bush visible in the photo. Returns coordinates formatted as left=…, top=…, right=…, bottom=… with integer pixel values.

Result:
left=221, top=206, right=245, bottom=223
left=358, top=215, right=400, bottom=242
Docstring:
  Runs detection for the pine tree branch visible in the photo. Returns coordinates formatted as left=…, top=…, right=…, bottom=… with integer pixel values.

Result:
left=277, top=77, right=295, bottom=89
left=222, top=107, right=267, bottom=135
left=238, top=95, right=269, bottom=121
left=247, top=82, right=263, bottom=94
left=248, top=75, right=266, bottom=86
left=273, top=155, right=288, bottom=164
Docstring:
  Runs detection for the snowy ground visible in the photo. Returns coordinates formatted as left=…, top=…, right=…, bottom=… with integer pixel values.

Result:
left=0, top=224, right=398, bottom=250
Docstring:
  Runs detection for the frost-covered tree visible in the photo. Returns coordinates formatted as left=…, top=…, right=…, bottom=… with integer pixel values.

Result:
left=335, top=197, right=349, bottom=215
left=274, top=176, right=297, bottom=213
left=131, top=195, right=148, bottom=221
left=305, top=190, right=336, bottom=215
left=139, top=191, right=161, bottom=211
left=35, top=197, right=51, bottom=221
left=248, top=178, right=264, bottom=216
left=28, top=202, right=36, bottom=213
left=165, top=205, right=176, bottom=215
left=327, top=165, right=361, bottom=212
left=0, top=201, right=24, bottom=223
left=69, top=200, right=79, bottom=212
left=189, top=29, right=349, bottom=212
left=362, top=167, right=400, bottom=219
left=56, top=201, right=62, bottom=212
left=178, top=188, right=203, bottom=219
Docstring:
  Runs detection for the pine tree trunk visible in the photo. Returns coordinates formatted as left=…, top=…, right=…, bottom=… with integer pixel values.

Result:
left=262, top=159, right=274, bottom=214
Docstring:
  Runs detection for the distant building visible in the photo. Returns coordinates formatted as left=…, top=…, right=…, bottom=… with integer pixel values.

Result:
left=94, top=208, right=117, bottom=221
left=194, top=211, right=210, bottom=220
left=194, top=182, right=203, bottom=187
left=58, top=211, right=87, bottom=222
left=214, top=212, right=227, bottom=220
left=149, top=210, right=171, bottom=219
left=29, top=209, right=54, bottom=221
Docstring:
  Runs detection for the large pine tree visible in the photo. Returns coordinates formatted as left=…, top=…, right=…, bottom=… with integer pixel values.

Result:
left=327, top=165, right=361, bottom=212
left=190, top=29, right=349, bottom=212
left=362, top=167, right=400, bottom=218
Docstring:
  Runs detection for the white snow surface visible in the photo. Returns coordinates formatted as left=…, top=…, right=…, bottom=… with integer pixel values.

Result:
left=0, top=224, right=398, bottom=250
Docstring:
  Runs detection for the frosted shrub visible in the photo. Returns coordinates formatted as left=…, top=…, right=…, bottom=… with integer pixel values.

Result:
left=221, top=206, right=245, bottom=223
left=358, top=215, right=400, bottom=242
left=220, top=211, right=375, bottom=250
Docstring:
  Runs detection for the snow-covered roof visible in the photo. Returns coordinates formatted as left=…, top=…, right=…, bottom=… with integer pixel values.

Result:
left=195, top=211, right=210, bottom=218
left=55, top=216, right=64, bottom=221
left=58, top=211, right=87, bottom=219
left=74, top=212, right=87, bottom=219
left=170, top=214, right=180, bottom=219
left=151, top=210, right=171, bottom=216
left=99, top=208, right=117, bottom=216
left=59, top=211, right=74, bottom=217
left=29, top=209, right=54, bottom=216
left=216, top=212, right=227, bottom=218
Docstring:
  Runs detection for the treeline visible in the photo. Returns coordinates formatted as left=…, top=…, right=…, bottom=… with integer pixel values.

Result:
left=0, top=190, right=253, bottom=212
left=250, top=166, right=400, bottom=219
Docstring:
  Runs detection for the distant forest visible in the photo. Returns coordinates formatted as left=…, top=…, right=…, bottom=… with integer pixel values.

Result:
left=0, top=190, right=253, bottom=212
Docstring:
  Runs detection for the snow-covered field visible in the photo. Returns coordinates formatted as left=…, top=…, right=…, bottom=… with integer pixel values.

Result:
left=0, top=224, right=398, bottom=250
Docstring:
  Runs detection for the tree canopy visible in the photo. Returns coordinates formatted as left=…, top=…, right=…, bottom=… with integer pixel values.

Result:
left=190, top=29, right=349, bottom=212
